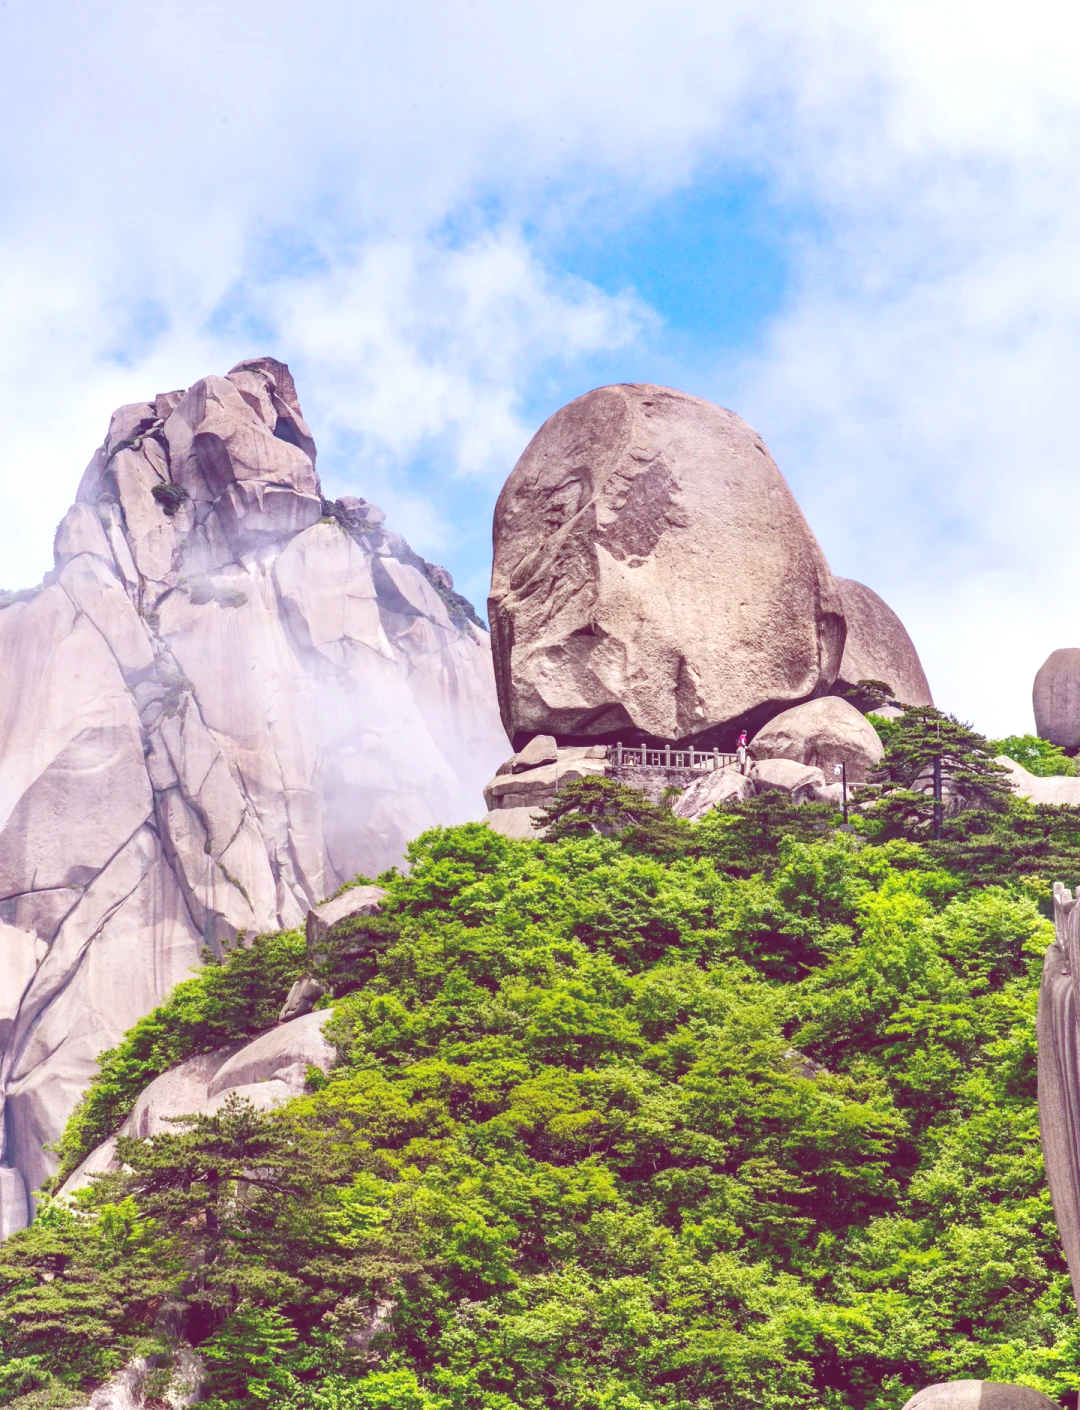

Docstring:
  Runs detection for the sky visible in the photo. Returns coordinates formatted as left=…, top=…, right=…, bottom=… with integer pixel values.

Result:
left=2, top=0, right=1080, bottom=737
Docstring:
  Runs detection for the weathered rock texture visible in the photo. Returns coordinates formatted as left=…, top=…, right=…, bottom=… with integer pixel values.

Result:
left=0, top=359, right=506, bottom=1233
left=1038, top=883, right=1080, bottom=1314
left=59, top=1010, right=336, bottom=1198
left=489, top=384, right=846, bottom=750
left=480, top=743, right=609, bottom=836
left=995, top=756, right=1080, bottom=807
left=750, top=695, right=884, bottom=783
left=831, top=577, right=933, bottom=708
left=902, top=1385, right=1057, bottom=1410
left=1034, top=648, right=1080, bottom=751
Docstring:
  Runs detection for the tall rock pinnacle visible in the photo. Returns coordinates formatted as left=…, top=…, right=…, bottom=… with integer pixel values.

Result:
left=0, top=358, right=506, bottom=1232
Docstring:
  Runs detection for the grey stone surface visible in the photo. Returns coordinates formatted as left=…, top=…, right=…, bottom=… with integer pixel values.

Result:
left=831, top=576, right=933, bottom=707
left=902, top=1383, right=1057, bottom=1409
left=60, top=1012, right=337, bottom=1199
left=996, top=755, right=1080, bottom=806
left=1034, top=648, right=1080, bottom=750
left=750, top=695, right=884, bottom=783
left=750, top=758, right=827, bottom=795
left=206, top=1011, right=334, bottom=1098
left=279, top=974, right=327, bottom=1022
left=512, top=734, right=558, bottom=771
left=314, top=885, right=387, bottom=929
left=489, top=383, right=845, bottom=749
left=671, top=767, right=755, bottom=821
left=0, top=358, right=506, bottom=1222
left=483, top=749, right=609, bottom=812
left=0, top=1166, right=28, bottom=1238
left=483, top=806, right=547, bottom=839
left=1038, top=883, right=1080, bottom=1313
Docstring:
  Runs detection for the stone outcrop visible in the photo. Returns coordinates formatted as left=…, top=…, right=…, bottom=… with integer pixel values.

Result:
left=670, top=767, right=754, bottom=820
left=481, top=743, right=609, bottom=837
left=60, top=1010, right=336, bottom=1197
left=489, top=383, right=846, bottom=750
left=750, top=695, right=884, bottom=783
left=830, top=577, right=933, bottom=708
left=902, top=1384, right=1057, bottom=1409
left=1034, top=648, right=1080, bottom=750
left=995, top=756, right=1080, bottom=806
left=1038, top=883, right=1080, bottom=1314
left=0, top=358, right=507, bottom=1234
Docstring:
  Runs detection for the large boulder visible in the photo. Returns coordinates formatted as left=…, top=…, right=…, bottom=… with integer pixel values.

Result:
left=489, top=384, right=845, bottom=749
left=831, top=577, right=933, bottom=707
left=902, top=1383, right=1057, bottom=1409
left=1034, top=648, right=1080, bottom=750
left=750, top=696, right=884, bottom=783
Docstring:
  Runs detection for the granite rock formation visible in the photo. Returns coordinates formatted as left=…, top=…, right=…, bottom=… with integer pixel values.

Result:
left=749, top=695, right=884, bottom=783
left=1034, top=648, right=1080, bottom=751
left=831, top=577, right=933, bottom=708
left=59, top=1009, right=336, bottom=1198
left=1037, top=882, right=1080, bottom=1313
left=902, top=1384, right=1057, bottom=1410
left=0, top=358, right=506, bottom=1235
left=995, top=756, right=1080, bottom=807
left=488, top=384, right=846, bottom=750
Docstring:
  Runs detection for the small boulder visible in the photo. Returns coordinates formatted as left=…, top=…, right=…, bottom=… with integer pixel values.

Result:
left=831, top=577, right=933, bottom=708
left=1034, top=648, right=1080, bottom=750
left=672, top=768, right=754, bottom=821
left=279, top=974, right=327, bottom=1023
left=512, top=734, right=558, bottom=772
left=206, top=1010, right=334, bottom=1098
left=750, top=696, right=884, bottom=782
left=902, top=1382, right=1057, bottom=1410
left=750, top=758, right=827, bottom=795
left=306, top=884, right=386, bottom=954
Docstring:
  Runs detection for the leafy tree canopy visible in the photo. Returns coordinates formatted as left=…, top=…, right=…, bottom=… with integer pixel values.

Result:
left=4, top=738, right=1080, bottom=1409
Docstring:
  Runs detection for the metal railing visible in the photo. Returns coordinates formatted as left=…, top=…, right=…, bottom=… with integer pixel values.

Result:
left=613, top=743, right=738, bottom=772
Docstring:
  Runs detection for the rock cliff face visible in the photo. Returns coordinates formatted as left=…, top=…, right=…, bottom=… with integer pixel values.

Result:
left=0, top=358, right=506, bottom=1232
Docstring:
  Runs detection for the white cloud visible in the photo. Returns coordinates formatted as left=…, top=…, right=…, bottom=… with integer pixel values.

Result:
left=4, top=0, right=1080, bottom=735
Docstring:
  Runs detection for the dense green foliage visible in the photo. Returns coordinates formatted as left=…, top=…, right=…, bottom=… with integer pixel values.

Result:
left=6, top=708, right=1080, bottom=1408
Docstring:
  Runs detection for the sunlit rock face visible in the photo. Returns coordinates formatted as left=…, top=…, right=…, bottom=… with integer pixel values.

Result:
left=488, top=383, right=847, bottom=751
left=0, top=358, right=506, bottom=1227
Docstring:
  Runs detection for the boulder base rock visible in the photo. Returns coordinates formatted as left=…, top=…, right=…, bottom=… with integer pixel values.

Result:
left=831, top=577, right=933, bottom=708
left=0, top=359, right=506, bottom=1218
left=60, top=1011, right=336, bottom=1198
left=750, top=695, right=884, bottom=783
left=489, top=383, right=845, bottom=749
left=671, top=767, right=754, bottom=821
left=1034, top=648, right=1080, bottom=750
left=902, top=1383, right=1057, bottom=1410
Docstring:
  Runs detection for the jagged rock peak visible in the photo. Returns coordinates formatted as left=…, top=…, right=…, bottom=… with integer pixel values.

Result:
left=0, top=358, right=506, bottom=1236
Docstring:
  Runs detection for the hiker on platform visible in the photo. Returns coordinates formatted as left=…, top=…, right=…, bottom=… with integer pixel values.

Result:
left=736, top=730, right=748, bottom=774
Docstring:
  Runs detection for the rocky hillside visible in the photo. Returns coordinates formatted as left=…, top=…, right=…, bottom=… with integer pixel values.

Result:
left=0, top=358, right=507, bottom=1236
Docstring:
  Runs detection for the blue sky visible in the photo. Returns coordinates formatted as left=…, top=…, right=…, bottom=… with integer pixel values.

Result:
left=3, top=0, right=1080, bottom=735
